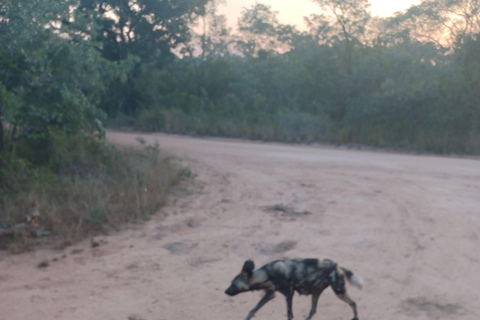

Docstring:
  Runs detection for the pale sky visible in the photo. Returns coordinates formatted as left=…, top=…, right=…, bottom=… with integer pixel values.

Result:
left=219, top=0, right=421, bottom=31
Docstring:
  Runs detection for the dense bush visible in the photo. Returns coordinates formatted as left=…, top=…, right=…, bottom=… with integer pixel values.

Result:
left=105, top=1, right=480, bottom=155
left=110, top=37, right=480, bottom=154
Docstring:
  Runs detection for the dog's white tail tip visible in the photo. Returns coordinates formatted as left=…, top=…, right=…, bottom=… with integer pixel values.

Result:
left=350, top=275, right=364, bottom=289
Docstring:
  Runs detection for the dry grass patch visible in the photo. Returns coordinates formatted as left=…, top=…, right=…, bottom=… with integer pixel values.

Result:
left=0, top=136, right=192, bottom=251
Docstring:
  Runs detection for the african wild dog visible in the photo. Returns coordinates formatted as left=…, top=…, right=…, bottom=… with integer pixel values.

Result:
left=225, top=258, right=363, bottom=320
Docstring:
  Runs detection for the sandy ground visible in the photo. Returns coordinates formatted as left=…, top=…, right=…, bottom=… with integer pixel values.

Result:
left=1, top=131, right=480, bottom=320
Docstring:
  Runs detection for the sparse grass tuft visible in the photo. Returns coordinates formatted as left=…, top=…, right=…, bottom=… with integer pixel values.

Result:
left=37, top=260, right=49, bottom=268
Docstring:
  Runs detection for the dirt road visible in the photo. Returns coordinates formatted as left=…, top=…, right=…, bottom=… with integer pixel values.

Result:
left=1, top=131, right=479, bottom=320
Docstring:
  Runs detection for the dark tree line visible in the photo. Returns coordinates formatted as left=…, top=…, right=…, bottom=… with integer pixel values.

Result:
left=115, top=0, right=480, bottom=154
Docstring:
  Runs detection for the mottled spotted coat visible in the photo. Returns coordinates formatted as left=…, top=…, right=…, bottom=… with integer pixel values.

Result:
left=225, top=258, right=363, bottom=320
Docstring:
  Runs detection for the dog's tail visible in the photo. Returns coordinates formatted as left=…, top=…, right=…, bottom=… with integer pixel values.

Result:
left=339, top=267, right=363, bottom=289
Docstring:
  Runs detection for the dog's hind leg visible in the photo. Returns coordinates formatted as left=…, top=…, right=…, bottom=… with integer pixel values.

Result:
left=304, top=291, right=322, bottom=320
left=333, top=292, right=358, bottom=320
left=245, top=291, right=275, bottom=320
left=330, top=270, right=359, bottom=320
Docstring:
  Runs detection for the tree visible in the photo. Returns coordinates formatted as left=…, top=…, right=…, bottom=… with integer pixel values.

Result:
left=308, top=0, right=372, bottom=73
left=203, top=1, right=232, bottom=56
left=0, top=0, right=125, bottom=162
left=182, top=0, right=231, bottom=58
left=382, top=0, right=480, bottom=47
left=71, top=0, right=211, bottom=116
left=235, top=3, right=297, bottom=56
left=74, top=0, right=210, bottom=63
left=309, top=0, right=371, bottom=43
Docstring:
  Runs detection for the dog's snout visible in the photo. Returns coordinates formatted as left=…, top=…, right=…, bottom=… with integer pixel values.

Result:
left=225, top=286, right=239, bottom=296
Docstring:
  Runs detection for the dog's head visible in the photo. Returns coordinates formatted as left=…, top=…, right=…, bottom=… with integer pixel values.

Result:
left=225, top=260, right=255, bottom=296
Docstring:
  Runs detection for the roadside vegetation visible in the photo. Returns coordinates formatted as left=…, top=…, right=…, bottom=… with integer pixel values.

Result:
left=1, top=134, right=189, bottom=251
left=0, top=0, right=198, bottom=249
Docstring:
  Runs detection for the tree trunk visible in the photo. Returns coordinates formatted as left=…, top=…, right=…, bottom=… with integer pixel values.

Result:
left=202, top=14, right=207, bottom=59
left=0, top=118, right=3, bottom=153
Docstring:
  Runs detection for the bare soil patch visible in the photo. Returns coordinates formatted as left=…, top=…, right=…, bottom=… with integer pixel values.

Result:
left=399, top=297, right=467, bottom=318
left=263, top=204, right=312, bottom=220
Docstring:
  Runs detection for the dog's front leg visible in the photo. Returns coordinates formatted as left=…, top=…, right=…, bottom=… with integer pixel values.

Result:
left=245, top=291, right=275, bottom=320
left=284, top=291, right=294, bottom=320
left=304, top=292, right=321, bottom=320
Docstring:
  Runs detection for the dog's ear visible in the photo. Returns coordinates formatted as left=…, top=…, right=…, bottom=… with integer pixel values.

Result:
left=242, top=260, right=255, bottom=276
